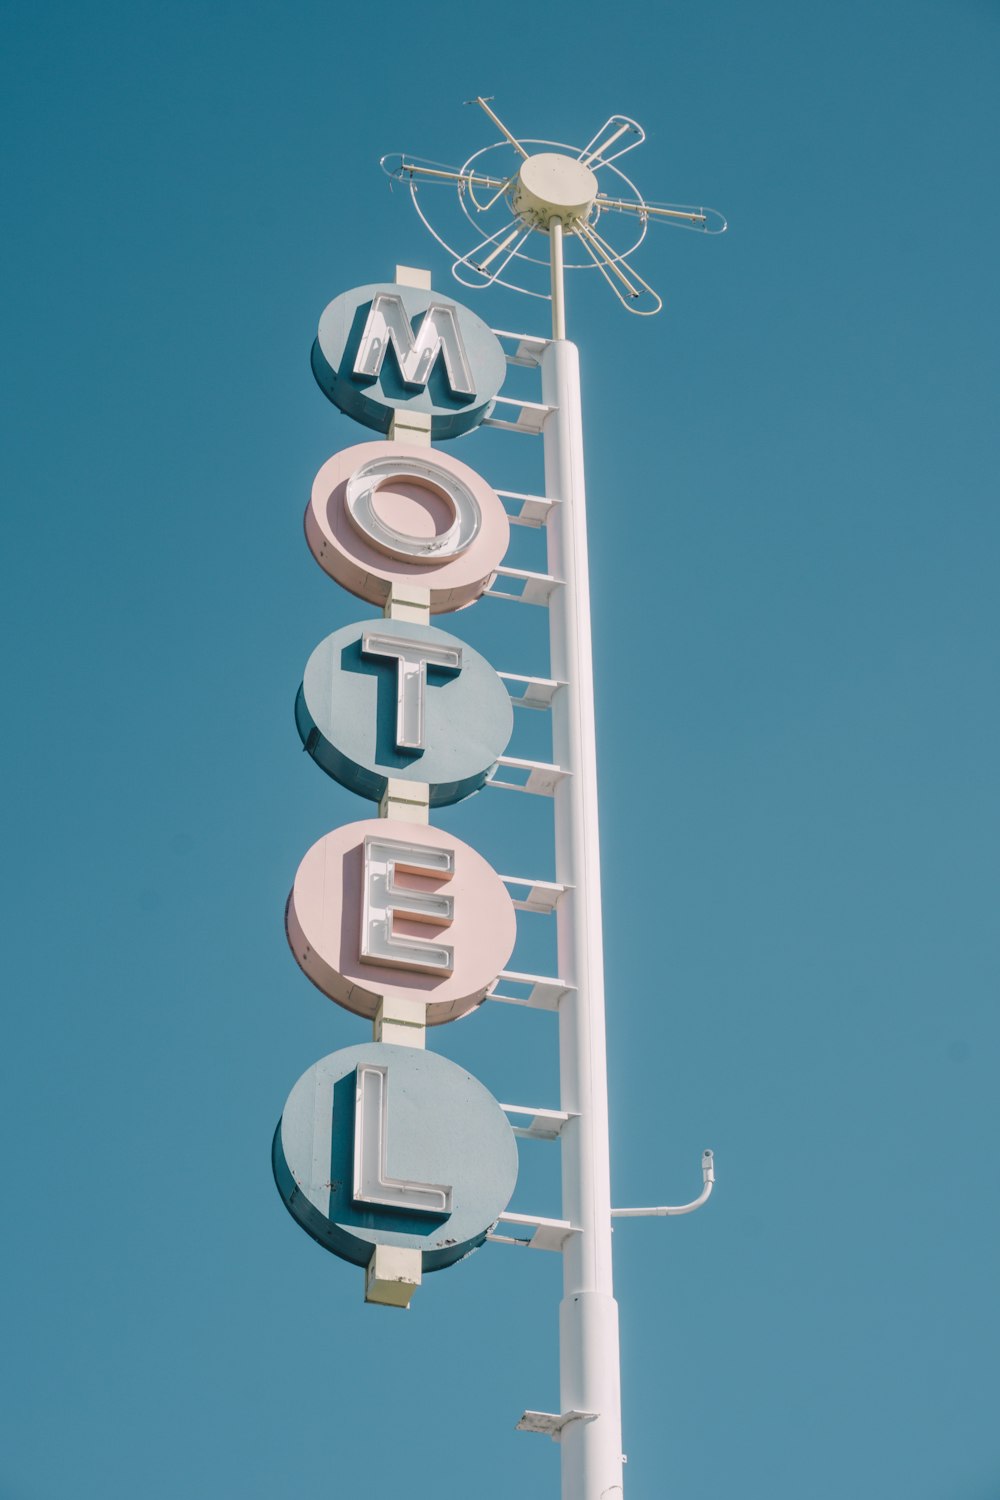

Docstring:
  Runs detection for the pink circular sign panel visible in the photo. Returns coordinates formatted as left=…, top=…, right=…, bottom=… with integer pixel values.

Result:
left=286, top=817, right=516, bottom=1026
left=305, top=441, right=510, bottom=613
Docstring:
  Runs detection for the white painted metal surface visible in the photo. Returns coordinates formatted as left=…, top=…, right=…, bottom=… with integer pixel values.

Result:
left=612, top=1150, right=716, bottom=1217
left=549, top=221, right=567, bottom=340
left=513, top=153, right=599, bottom=230
left=541, top=314, right=624, bottom=1498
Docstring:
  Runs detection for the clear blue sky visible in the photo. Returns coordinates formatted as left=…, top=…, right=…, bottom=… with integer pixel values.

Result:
left=3, top=3, right=998, bottom=1497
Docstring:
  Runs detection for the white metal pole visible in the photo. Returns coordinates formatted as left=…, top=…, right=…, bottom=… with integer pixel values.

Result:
left=549, top=219, right=567, bottom=342
left=542, top=313, right=624, bottom=1496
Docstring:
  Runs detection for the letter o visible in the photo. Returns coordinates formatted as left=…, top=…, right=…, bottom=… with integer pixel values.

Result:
left=305, top=440, right=510, bottom=613
left=345, top=455, right=481, bottom=562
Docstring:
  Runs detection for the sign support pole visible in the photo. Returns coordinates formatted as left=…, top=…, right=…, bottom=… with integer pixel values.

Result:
left=549, top=219, right=567, bottom=341
left=542, top=260, right=624, bottom=1495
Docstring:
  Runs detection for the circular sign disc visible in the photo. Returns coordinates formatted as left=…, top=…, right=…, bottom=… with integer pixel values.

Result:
left=273, top=1042, right=519, bottom=1271
left=286, top=817, right=516, bottom=1024
left=306, top=441, right=510, bottom=613
left=311, top=282, right=506, bottom=440
left=295, top=617, right=513, bottom=807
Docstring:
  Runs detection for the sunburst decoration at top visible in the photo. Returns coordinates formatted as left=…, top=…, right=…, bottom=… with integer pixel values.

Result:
left=381, top=97, right=727, bottom=317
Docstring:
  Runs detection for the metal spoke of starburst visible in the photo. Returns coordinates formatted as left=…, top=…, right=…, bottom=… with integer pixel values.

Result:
left=575, top=217, right=663, bottom=316
left=578, top=113, right=645, bottom=167
left=382, top=158, right=724, bottom=236
left=451, top=219, right=535, bottom=288
left=464, top=95, right=529, bottom=158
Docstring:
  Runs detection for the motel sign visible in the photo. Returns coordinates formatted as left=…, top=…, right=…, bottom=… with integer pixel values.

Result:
left=272, top=107, right=722, bottom=1500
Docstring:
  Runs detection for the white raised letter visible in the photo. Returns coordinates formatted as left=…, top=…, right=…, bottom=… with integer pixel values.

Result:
left=353, top=293, right=475, bottom=397
left=360, top=835, right=455, bottom=975
left=345, top=455, right=482, bottom=563
left=353, top=1064, right=453, bottom=1214
left=361, top=629, right=462, bottom=751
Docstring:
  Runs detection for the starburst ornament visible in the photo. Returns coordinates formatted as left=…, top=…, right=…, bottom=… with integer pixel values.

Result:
left=381, top=96, right=726, bottom=320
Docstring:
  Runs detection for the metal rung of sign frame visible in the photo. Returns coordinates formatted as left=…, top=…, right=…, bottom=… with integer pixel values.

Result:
left=496, top=488, right=561, bottom=528
left=482, top=395, right=554, bottom=434
left=499, top=874, right=571, bottom=914
left=491, top=329, right=550, bottom=368
left=488, top=755, right=568, bottom=796
left=491, top=1211, right=578, bottom=1252
left=486, top=565, right=562, bottom=606
left=498, top=672, right=565, bottom=710
left=500, top=1104, right=577, bottom=1141
left=488, top=969, right=572, bottom=1010
left=515, top=1410, right=599, bottom=1438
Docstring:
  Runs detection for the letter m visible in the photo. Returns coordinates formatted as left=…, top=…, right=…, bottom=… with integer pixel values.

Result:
left=352, top=293, right=476, bottom=398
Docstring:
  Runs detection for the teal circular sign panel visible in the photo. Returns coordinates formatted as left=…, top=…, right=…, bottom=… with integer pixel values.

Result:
left=273, top=1043, right=519, bottom=1272
left=295, top=617, right=514, bottom=807
left=311, top=282, right=506, bottom=440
